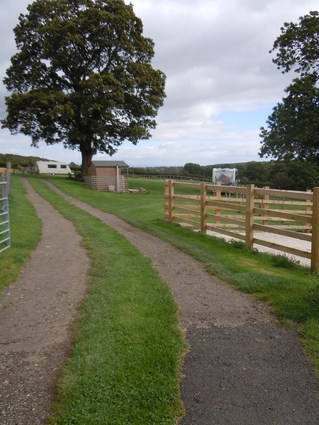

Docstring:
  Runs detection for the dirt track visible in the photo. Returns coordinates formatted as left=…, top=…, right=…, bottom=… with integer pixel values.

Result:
left=0, top=180, right=90, bottom=424
left=46, top=181, right=319, bottom=425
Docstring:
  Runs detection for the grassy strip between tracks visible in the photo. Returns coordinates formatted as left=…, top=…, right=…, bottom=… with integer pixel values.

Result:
left=46, top=177, right=319, bottom=375
left=30, top=178, right=185, bottom=425
left=0, top=176, right=42, bottom=294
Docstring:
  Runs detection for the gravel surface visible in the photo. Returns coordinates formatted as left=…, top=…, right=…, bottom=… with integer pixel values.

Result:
left=0, top=180, right=90, bottom=425
left=46, top=181, right=319, bottom=425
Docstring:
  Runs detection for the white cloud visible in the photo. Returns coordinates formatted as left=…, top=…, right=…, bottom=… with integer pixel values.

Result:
left=0, top=0, right=318, bottom=166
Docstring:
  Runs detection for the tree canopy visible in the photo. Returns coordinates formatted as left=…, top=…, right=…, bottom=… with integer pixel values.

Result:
left=260, top=11, right=319, bottom=164
left=2, top=0, right=166, bottom=174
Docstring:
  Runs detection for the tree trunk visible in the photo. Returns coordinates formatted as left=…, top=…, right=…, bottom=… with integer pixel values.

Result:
left=81, top=146, right=93, bottom=176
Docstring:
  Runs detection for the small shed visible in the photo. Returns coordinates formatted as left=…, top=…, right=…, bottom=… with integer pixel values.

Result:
left=84, top=160, right=129, bottom=192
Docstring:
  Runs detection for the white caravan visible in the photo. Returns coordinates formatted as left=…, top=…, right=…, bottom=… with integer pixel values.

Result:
left=36, top=161, right=71, bottom=175
left=212, top=168, right=237, bottom=185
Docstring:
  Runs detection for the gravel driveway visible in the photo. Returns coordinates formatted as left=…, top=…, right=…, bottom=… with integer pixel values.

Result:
left=0, top=180, right=90, bottom=425
left=46, top=181, right=319, bottom=425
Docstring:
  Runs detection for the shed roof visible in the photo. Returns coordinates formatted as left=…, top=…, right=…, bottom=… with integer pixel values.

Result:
left=92, top=160, right=129, bottom=168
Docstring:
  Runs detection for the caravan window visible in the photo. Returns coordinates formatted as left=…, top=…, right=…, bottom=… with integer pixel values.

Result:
left=48, top=164, right=57, bottom=169
left=60, top=165, right=67, bottom=169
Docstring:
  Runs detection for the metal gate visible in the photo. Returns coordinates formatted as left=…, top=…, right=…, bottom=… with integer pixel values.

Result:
left=0, top=180, right=10, bottom=254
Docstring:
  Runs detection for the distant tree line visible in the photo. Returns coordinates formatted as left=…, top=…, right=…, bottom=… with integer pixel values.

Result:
left=0, top=153, right=48, bottom=169
left=130, top=160, right=319, bottom=191
left=2, top=153, right=318, bottom=190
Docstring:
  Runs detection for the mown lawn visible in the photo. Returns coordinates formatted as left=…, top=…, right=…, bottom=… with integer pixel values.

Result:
left=0, top=176, right=41, bottom=294
left=47, top=176, right=319, bottom=374
left=30, top=178, right=185, bottom=425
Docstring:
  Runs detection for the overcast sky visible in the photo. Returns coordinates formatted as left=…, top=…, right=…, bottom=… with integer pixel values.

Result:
left=0, top=0, right=318, bottom=166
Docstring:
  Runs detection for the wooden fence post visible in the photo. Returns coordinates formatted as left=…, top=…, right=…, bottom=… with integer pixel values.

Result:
left=246, top=184, right=255, bottom=249
left=201, top=182, right=207, bottom=234
left=305, top=189, right=311, bottom=233
left=164, top=180, right=169, bottom=221
left=168, top=180, right=174, bottom=222
left=263, top=186, right=269, bottom=225
left=216, top=183, right=221, bottom=226
left=311, top=187, right=319, bottom=273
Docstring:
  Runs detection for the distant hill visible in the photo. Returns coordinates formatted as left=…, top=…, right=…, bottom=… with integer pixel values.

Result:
left=0, top=153, right=51, bottom=168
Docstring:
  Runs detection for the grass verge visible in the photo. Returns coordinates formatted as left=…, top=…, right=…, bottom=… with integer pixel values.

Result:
left=0, top=176, right=42, bottom=294
left=47, top=177, right=319, bottom=375
left=30, top=178, right=185, bottom=425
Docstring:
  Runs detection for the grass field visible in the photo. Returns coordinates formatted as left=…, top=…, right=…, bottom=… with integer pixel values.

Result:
left=30, top=178, right=185, bottom=425
left=0, top=176, right=41, bottom=294
left=47, top=176, right=319, bottom=374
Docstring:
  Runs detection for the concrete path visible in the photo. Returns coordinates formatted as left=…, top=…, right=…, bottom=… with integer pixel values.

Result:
left=46, top=181, right=319, bottom=425
left=0, top=180, right=90, bottom=425
left=207, top=229, right=311, bottom=267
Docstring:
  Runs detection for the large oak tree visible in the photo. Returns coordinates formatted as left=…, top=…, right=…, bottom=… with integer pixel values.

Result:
left=2, top=0, right=166, bottom=174
left=260, top=11, right=319, bottom=163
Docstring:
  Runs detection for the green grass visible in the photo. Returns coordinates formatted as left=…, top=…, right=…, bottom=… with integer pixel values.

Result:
left=46, top=176, right=319, bottom=374
left=0, top=176, right=42, bottom=293
left=29, top=178, right=185, bottom=425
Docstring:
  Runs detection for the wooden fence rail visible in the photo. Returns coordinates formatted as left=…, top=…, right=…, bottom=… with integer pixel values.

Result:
left=164, top=180, right=319, bottom=272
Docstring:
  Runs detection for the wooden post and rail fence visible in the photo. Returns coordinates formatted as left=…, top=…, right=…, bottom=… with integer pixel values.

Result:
left=164, top=179, right=319, bottom=272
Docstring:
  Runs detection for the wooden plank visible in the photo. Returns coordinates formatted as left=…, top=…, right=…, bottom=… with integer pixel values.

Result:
left=271, top=224, right=310, bottom=230
left=173, top=181, right=201, bottom=189
left=254, top=216, right=294, bottom=222
left=174, top=205, right=200, bottom=215
left=207, top=196, right=246, bottom=203
left=253, top=223, right=312, bottom=242
left=267, top=209, right=312, bottom=215
left=216, top=183, right=221, bottom=225
left=207, top=213, right=246, bottom=227
left=253, top=238, right=311, bottom=259
left=246, top=184, right=254, bottom=249
left=207, top=184, right=247, bottom=194
left=164, top=180, right=169, bottom=221
left=169, top=180, right=174, bottom=222
left=201, top=183, right=207, bottom=234
left=174, top=213, right=200, bottom=219
left=256, top=199, right=311, bottom=206
left=305, top=190, right=312, bottom=233
left=174, top=215, right=201, bottom=228
left=206, top=224, right=246, bottom=241
left=254, top=207, right=312, bottom=223
left=263, top=186, right=269, bottom=225
left=311, top=188, right=319, bottom=272
left=175, top=204, right=201, bottom=210
left=178, top=196, right=310, bottom=206
left=247, top=199, right=311, bottom=206
left=173, top=194, right=200, bottom=202
left=207, top=200, right=246, bottom=212
left=211, top=223, right=242, bottom=228
left=207, top=206, right=246, bottom=214
left=255, top=187, right=313, bottom=201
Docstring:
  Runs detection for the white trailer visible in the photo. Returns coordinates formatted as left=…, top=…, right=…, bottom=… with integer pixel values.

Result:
left=36, top=161, right=71, bottom=175
left=212, top=168, right=237, bottom=185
